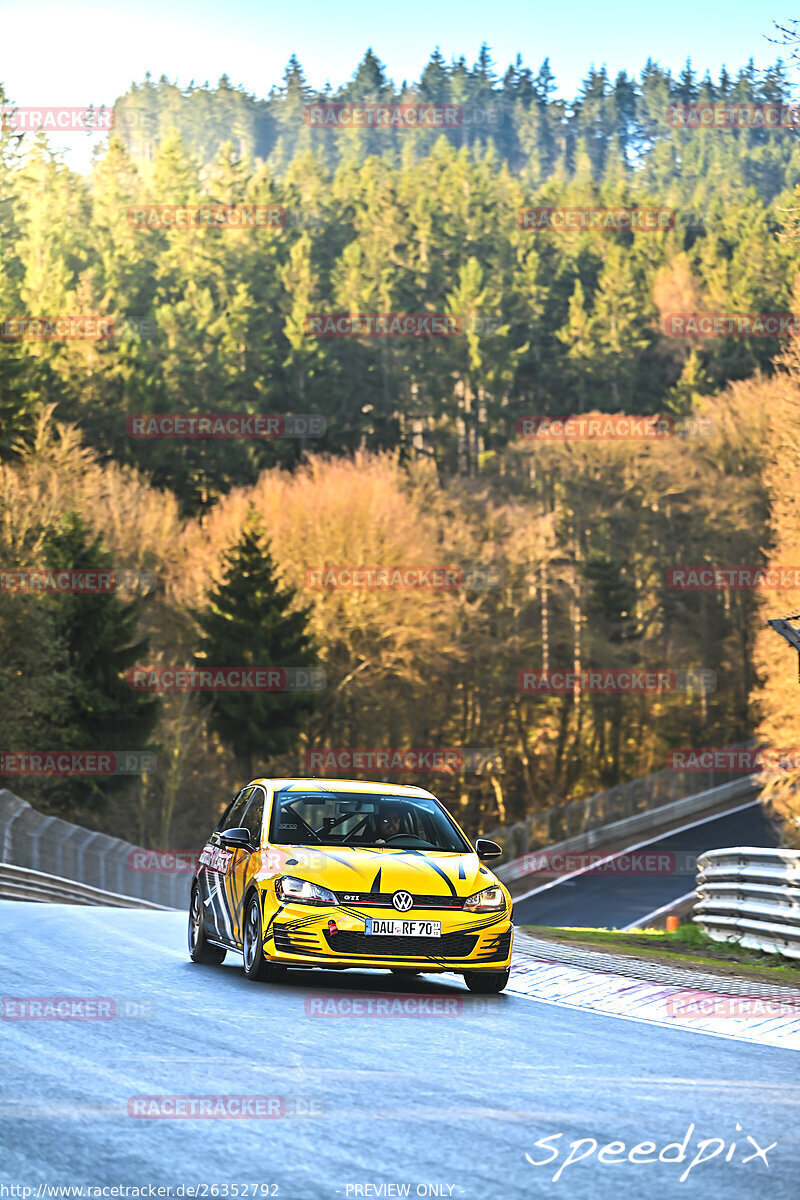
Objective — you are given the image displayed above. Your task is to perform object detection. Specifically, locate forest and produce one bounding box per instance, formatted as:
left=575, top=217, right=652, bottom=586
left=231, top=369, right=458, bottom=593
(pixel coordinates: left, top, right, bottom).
left=1, top=47, right=799, bottom=848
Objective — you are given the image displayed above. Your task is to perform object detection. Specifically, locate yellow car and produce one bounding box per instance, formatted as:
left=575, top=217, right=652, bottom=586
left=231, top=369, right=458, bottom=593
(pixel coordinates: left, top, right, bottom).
left=188, top=778, right=513, bottom=993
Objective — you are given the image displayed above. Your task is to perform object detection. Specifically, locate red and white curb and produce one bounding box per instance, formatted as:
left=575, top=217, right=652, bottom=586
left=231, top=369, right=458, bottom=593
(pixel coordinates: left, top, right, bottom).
left=508, top=955, right=800, bottom=1050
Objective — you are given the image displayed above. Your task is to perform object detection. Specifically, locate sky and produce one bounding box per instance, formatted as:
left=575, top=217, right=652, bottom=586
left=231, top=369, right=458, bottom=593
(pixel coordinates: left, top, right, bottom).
left=0, top=0, right=796, bottom=170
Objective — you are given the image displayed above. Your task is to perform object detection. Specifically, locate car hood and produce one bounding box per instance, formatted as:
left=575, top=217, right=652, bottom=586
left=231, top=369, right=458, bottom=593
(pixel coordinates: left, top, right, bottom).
left=268, top=844, right=497, bottom=899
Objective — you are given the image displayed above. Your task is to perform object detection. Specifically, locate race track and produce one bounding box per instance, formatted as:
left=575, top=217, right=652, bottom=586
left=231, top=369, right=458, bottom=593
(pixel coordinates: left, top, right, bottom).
left=513, top=800, right=777, bottom=928
left=0, top=902, right=797, bottom=1199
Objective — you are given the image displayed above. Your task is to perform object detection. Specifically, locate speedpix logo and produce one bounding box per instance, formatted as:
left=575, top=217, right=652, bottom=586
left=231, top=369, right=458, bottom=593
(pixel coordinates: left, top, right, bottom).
left=525, top=1122, right=776, bottom=1184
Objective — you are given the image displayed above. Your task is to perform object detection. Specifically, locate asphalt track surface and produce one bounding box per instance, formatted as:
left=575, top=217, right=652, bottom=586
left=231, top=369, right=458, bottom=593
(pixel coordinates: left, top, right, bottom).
left=513, top=801, right=778, bottom=929
left=0, top=902, right=798, bottom=1199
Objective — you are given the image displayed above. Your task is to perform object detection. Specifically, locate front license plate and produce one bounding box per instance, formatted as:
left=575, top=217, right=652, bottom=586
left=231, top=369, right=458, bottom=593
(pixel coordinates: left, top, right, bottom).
left=365, top=918, right=441, bottom=937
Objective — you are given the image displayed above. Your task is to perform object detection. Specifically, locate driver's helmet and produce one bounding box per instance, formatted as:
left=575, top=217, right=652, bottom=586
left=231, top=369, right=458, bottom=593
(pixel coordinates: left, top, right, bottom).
left=376, top=803, right=405, bottom=837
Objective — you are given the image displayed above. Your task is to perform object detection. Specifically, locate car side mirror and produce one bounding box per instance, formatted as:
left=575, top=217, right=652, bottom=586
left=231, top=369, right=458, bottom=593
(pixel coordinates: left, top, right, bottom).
left=475, top=838, right=502, bottom=861
left=219, top=826, right=254, bottom=850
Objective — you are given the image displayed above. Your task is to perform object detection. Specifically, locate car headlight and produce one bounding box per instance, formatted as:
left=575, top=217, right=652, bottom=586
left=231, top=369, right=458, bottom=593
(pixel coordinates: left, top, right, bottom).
left=463, top=885, right=506, bottom=912
left=275, top=875, right=339, bottom=906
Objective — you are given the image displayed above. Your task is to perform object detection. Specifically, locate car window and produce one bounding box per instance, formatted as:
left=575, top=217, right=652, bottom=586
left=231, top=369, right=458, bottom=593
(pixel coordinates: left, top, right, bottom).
left=220, top=786, right=255, bottom=833
left=241, top=787, right=265, bottom=843
left=269, top=790, right=470, bottom=851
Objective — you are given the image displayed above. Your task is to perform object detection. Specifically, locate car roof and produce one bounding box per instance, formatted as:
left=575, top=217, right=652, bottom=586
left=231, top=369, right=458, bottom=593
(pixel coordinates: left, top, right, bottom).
left=249, top=778, right=437, bottom=799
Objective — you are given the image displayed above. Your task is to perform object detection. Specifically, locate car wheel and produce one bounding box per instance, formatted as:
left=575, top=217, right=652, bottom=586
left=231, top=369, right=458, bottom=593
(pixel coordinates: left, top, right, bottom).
left=463, top=969, right=510, bottom=994
left=243, top=892, right=286, bottom=983
left=188, top=884, right=226, bottom=965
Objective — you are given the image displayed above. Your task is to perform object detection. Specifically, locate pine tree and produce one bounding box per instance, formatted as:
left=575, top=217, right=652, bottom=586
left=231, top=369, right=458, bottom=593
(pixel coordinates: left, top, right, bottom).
left=193, top=512, right=318, bottom=777
left=40, top=511, right=159, bottom=817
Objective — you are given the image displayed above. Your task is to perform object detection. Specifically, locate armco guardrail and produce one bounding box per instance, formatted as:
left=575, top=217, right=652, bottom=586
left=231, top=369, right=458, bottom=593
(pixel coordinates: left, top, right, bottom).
left=0, top=863, right=172, bottom=909
left=695, top=846, right=800, bottom=960
left=485, top=743, right=755, bottom=865
left=0, top=789, right=190, bottom=909
left=498, top=774, right=760, bottom=886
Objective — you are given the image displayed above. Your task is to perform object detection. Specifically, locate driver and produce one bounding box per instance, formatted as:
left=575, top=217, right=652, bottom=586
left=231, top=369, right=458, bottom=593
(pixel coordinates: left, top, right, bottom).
left=376, top=804, right=404, bottom=843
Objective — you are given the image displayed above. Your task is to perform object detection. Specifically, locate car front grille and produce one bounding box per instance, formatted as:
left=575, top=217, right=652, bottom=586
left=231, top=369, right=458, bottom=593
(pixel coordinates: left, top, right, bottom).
left=323, top=930, right=478, bottom=958
left=334, top=891, right=465, bottom=909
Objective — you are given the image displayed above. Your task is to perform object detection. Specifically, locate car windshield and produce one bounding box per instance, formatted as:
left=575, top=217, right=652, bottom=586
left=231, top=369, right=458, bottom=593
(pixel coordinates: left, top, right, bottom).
left=269, top=789, right=471, bottom=852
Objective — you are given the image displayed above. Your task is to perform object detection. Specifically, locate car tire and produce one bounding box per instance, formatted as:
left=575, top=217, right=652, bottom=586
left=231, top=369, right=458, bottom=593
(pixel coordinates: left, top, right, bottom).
left=243, top=892, right=286, bottom=983
left=188, top=884, right=226, bottom=965
left=463, top=969, right=510, bottom=994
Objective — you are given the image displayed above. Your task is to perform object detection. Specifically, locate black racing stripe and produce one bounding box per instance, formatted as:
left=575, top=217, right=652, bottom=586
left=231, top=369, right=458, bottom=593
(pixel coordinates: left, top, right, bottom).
left=222, top=873, right=237, bottom=935
left=462, top=915, right=507, bottom=932
left=407, top=850, right=458, bottom=896
left=263, top=908, right=279, bottom=945
left=371, top=868, right=382, bottom=893
left=207, top=878, right=226, bottom=936
left=283, top=913, right=323, bottom=929
left=311, top=849, right=366, bottom=876
left=230, top=852, right=245, bottom=921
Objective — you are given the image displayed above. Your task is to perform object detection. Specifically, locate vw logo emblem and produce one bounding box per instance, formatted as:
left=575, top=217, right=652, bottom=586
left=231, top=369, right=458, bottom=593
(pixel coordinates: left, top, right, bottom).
left=392, top=891, right=413, bottom=912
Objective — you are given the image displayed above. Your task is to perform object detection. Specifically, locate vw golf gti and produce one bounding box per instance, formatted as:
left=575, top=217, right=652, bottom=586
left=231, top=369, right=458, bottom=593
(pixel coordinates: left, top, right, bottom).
left=188, top=778, right=513, bottom=992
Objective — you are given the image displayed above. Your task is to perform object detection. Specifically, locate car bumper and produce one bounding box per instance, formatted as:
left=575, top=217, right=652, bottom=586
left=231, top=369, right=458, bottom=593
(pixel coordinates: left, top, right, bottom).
left=263, top=900, right=513, bottom=972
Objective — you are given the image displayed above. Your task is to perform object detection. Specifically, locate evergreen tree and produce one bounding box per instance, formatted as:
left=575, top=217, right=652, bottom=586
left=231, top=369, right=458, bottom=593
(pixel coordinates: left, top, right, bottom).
left=40, top=511, right=159, bottom=816
left=193, top=512, right=318, bottom=777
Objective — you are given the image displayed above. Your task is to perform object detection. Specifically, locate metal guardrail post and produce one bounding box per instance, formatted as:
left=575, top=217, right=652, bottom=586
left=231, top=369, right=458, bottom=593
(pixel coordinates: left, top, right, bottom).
left=0, top=790, right=31, bottom=863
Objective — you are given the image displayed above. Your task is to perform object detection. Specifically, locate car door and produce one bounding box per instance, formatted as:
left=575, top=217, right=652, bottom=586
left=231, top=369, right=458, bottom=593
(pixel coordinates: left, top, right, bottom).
left=200, top=786, right=254, bottom=941
left=227, top=785, right=266, bottom=944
